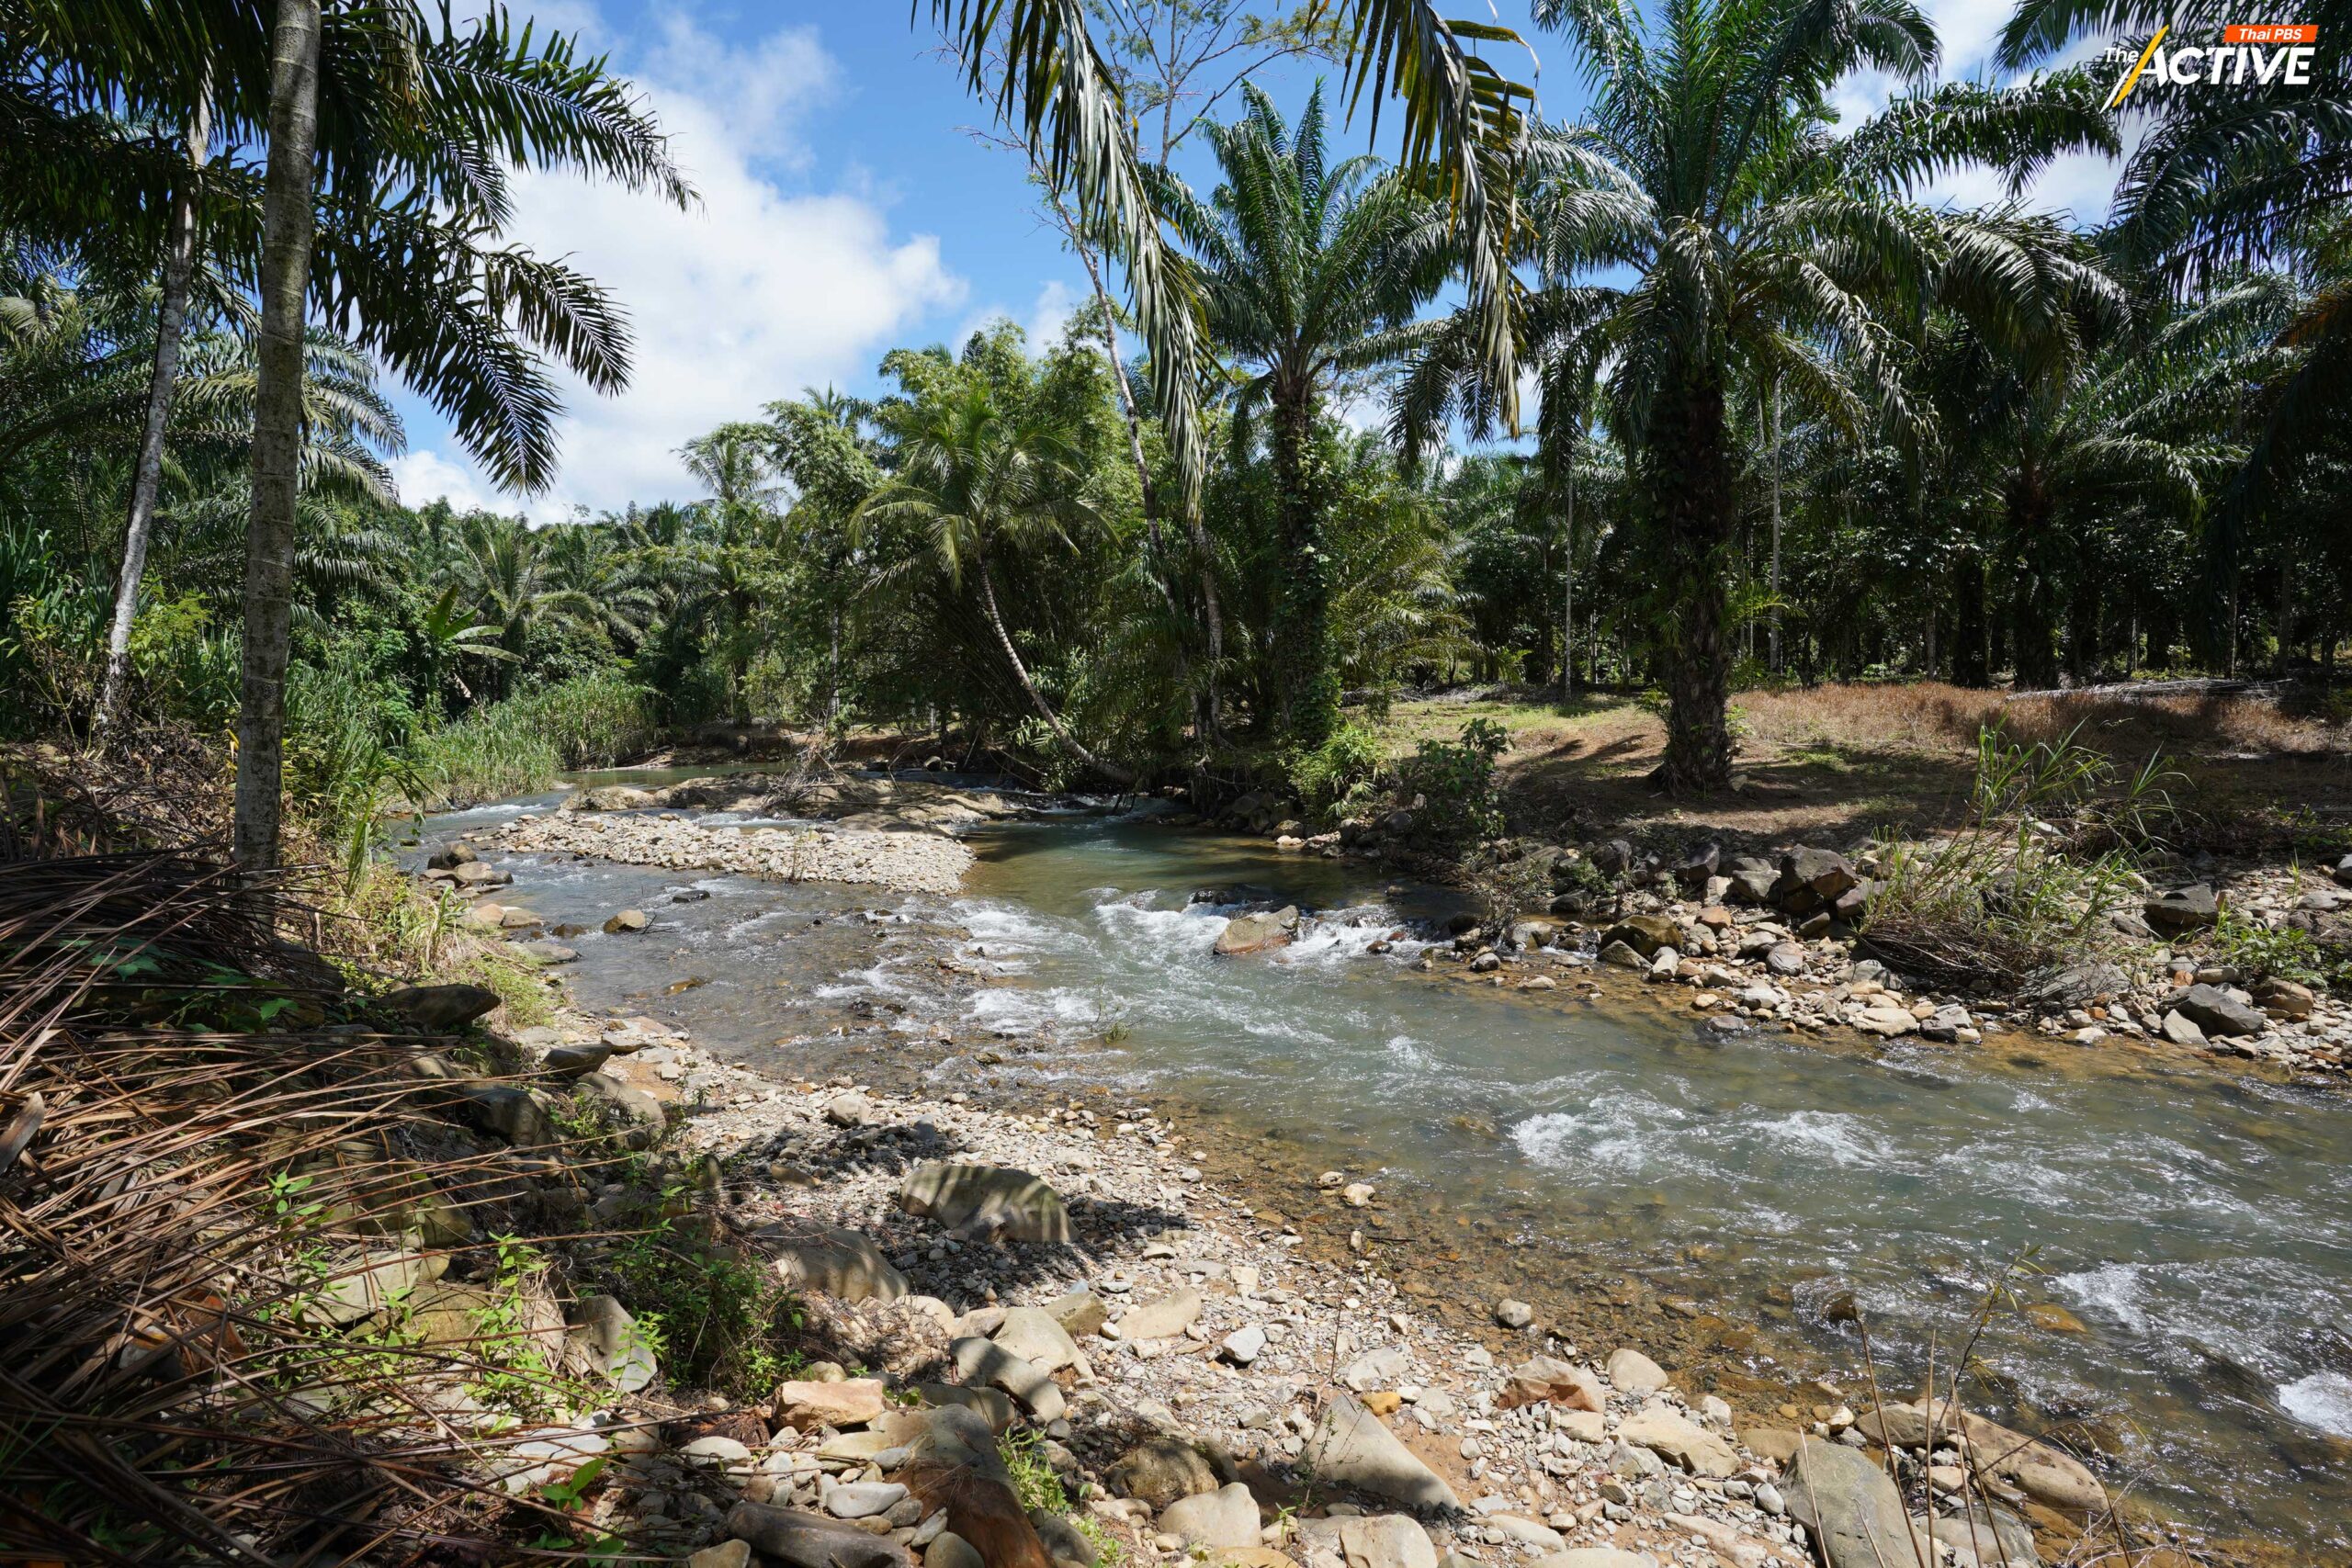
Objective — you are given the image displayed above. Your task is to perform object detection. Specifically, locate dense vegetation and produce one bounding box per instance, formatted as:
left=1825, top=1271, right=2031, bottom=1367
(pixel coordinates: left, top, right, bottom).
left=3, top=0, right=2348, bottom=839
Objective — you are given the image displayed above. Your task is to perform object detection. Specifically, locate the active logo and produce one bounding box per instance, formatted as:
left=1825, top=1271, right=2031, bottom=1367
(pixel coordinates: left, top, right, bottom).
left=2102, top=21, right=2320, bottom=107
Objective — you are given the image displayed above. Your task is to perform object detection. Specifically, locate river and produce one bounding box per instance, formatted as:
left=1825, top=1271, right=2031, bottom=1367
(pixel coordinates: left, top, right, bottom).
left=421, top=795, right=2352, bottom=1559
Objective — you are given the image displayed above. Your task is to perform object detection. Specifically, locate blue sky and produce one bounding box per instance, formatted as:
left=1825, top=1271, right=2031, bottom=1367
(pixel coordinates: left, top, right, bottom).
left=391, top=1, right=2123, bottom=522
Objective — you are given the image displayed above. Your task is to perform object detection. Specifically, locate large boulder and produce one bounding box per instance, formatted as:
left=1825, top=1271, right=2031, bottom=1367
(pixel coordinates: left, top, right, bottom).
left=2170, top=983, right=2266, bottom=1039
left=567, top=1292, right=658, bottom=1392
left=1785, top=1439, right=1919, bottom=1568
left=1160, top=1483, right=1260, bottom=1550
left=1215, top=907, right=1300, bottom=956
left=2143, top=885, right=2220, bottom=934
left=1337, top=1515, right=1437, bottom=1568
left=775, top=1378, right=888, bottom=1430
left=2026, top=961, right=2131, bottom=1011
left=898, top=1162, right=1071, bottom=1243
left=1724, top=855, right=1779, bottom=905
left=1772, top=847, right=1859, bottom=913
left=1306, top=1396, right=1462, bottom=1512
left=1615, top=1407, right=1737, bottom=1478
left=990, top=1305, right=1080, bottom=1371
left=1853, top=1402, right=2107, bottom=1519
left=1599, top=916, right=1680, bottom=959
left=769, top=1226, right=910, bottom=1303
left=381, top=984, right=501, bottom=1032
left=1118, top=1289, right=1204, bottom=1340
left=1605, top=1347, right=1669, bottom=1393
left=1108, top=1436, right=1223, bottom=1509
left=949, top=1336, right=1066, bottom=1422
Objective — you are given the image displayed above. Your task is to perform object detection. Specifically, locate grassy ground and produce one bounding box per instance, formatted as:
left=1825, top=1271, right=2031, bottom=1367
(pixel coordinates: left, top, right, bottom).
left=1368, top=682, right=2352, bottom=851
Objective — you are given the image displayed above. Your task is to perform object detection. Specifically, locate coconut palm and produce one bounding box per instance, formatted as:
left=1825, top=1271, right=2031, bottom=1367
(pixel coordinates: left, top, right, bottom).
left=1148, top=83, right=1453, bottom=744
left=854, top=380, right=1129, bottom=780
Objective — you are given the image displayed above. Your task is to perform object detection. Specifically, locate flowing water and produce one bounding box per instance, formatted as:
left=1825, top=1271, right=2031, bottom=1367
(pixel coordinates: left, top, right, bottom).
left=426, top=797, right=2352, bottom=1558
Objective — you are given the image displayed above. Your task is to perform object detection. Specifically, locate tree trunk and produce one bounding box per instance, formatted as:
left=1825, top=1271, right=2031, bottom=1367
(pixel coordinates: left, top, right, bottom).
left=1768, top=378, right=1782, bottom=674
left=1649, top=361, right=1736, bottom=792
left=232, top=0, right=322, bottom=874
left=975, top=558, right=1132, bottom=784
left=1269, top=385, right=1337, bottom=748
left=96, top=96, right=213, bottom=740
left=1560, top=464, right=1577, bottom=698
left=1952, top=552, right=1989, bottom=687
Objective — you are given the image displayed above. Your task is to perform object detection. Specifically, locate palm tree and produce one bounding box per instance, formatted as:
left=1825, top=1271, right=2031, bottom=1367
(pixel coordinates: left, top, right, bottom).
left=1148, top=83, right=1453, bottom=744
left=1399, top=0, right=2111, bottom=787
left=445, top=513, right=605, bottom=691
left=855, top=380, right=1131, bottom=781
left=923, top=0, right=1541, bottom=522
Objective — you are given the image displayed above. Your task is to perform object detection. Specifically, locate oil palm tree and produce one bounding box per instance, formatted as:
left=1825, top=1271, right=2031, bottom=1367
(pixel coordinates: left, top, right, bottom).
left=1148, top=83, right=1453, bottom=744
left=854, top=380, right=1130, bottom=781
left=445, top=513, right=603, bottom=694
left=924, top=0, right=1541, bottom=521
left=1397, top=0, right=2111, bottom=787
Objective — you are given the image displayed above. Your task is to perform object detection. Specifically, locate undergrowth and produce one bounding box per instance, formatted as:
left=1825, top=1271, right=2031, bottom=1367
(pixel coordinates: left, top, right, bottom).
left=605, top=1196, right=804, bottom=1399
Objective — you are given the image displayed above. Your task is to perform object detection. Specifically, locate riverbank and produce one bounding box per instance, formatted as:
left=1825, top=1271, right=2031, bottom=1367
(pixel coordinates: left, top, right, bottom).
left=484, top=807, right=978, bottom=896
left=513, top=986, right=2156, bottom=1568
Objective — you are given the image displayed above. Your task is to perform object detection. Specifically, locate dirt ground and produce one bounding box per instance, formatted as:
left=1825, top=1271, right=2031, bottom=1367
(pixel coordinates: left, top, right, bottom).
left=1374, top=682, right=2352, bottom=852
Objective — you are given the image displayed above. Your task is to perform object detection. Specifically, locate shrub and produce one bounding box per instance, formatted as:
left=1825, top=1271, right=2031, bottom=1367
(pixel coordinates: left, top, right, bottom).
left=1397, top=716, right=1510, bottom=845
left=1289, top=722, right=1385, bottom=821
left=1862, top=723, right=2178, bottom=991
left=417, top=671, right=656, bottom=807
left=606, top=1201, right=801, bottom=1397
left=2216, top=908, right=2352, bottom=997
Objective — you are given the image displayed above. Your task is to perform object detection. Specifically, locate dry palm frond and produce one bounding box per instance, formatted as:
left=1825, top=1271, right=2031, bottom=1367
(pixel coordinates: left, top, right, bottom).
left=0, top=848, right=631, bottom=1563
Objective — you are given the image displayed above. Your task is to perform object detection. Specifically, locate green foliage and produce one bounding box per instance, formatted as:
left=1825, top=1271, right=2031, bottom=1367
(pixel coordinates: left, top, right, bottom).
left=606, top=1199, right=803, bottom=1398
left=414, top=671, right=655, bottom=807
left=1288, top=721, right=1385, bottom=821
left=2216, top=908, right=2352, bottom=998
left=1396, top=717, right=1510, bottom=845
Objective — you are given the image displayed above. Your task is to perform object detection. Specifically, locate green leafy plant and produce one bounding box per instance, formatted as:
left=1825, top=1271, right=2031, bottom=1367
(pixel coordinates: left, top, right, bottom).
left=1288, top=721, right=1386, bottom=822
left=1396, top=716, right=1510, bottom=846
left=2216, top=908, right=2352, bottom=997
left=606, top=1200, right=803, bottom=1396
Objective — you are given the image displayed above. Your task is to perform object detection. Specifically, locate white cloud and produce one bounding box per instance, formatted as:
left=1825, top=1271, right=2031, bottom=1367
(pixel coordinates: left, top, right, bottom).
left=391, top=449, right=503, bottom=515
left=398, top=13, right=965, bottom=521
left=1026, top=280, right=1079, bottom=347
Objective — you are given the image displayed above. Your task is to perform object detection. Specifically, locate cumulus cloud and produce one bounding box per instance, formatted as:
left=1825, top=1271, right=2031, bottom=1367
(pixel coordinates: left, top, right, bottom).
left=390, top=450, right=503, bottom=516
left=392, top=13, right=965, bottom=521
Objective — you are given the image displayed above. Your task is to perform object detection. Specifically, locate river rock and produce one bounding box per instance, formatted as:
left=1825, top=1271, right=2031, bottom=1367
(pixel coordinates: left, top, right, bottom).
left=1616, top=1407, right=1738, bottom=1477
left=1108, top=1436, right=1222, bottom=1508
left=1536, top=1551, right=1658, bottom=1568
left=1030, top=1507, right=1098, bottom=1568
left=516, top=939, right=580, bottom=964
left=1670, top=842, right=1720, bottom=890
left=724, top=1502, right=913, bottom=1568
left=578, top=1072, right=663, bottom=1145
left=567, top=1292, right=658, bottom=1392
left=1498, top=1356, right=1603, bottom=1413
left=459, top=1085, right=556, bottom=1146
left=1764, top=942, right=1806, bottom=977
left=1849, top=1003, right=1916, bottom=1037
left=1338, top=1515, right=1436, bottom=1568
left=950, top=1336, right=1067, bottom=1421
left=603, top=908, right=650, bottom=934
left=1605, top=1348, right=1669, bottom=1393
left=447, top=859, right=510, bottom=887
left=825, top=1091, right=875, bottom=1127
left=1343, top=1345, right=1411, bottom=1393
left=898, top=1163, right=1071, bottom=1243
left=1046, top=1288, right=1108, bottom=1337
left=1306, top=1396, right=1462, bottom=1511
left=692, top=1543, right=753, bottom=1568
left=926, top=1532, right=984, bottom=1568
left=543, top=1041, right=613, bottom=1077
left=1117, top=1289, right=1203, bottom=1340
left=1160, top=1483, right=1259, bottom=1549
left=1600, top=916, right=1680, bottom=958
left=381, top=984, right=501, bottom=1032
left=2143, top=885, right=2219, bottom=933
left=426, top=842, right=478, bottom=870
left=2172, top=983, right=2265, bottom=1038
left=1853, top=1401, right=2105, bottom=1517
left=1786, top=1438, right=1917, bottom=1568
left=1773, top=848, right=1858, bottom=911
left=2159, top=1009, right=2209, bottom=1046
left=770, top=1226, right=910, bottom=1303
left=2252, top=976, right=2315, bottom=1020
left=1724, top=856, right=1779, bottom=905
left=776, top=1378, right=888, bottom=1430
left=992, top=1306, right=1080, bottom=1371
left=1219, top=1325, right=1267, bottom=1364
left=1216, top=907, right=1299, bottom=956
left=1931, top=1501, right=2041, bottom=1567
left=1494, top=1298, right=1533, bottom=1329
left=2027, top=961, right=2130, bottom=1010
left=824, top=1481, right=909, bottom=1519
left=1599, top=941, right=1645, bottom=970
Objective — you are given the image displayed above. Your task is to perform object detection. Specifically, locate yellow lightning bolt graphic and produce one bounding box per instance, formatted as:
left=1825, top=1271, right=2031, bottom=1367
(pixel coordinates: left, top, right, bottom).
left=2108, top=24, right=2171, bottom=109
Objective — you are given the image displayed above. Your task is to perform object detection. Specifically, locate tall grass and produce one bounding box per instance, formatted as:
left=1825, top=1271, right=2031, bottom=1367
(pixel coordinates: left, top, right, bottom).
left=415, top=672, right=658, bottom=808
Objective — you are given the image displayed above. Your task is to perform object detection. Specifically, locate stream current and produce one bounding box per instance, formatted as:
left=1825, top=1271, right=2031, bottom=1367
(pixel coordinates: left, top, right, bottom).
left=424, top=794, right=2352, bottom=1557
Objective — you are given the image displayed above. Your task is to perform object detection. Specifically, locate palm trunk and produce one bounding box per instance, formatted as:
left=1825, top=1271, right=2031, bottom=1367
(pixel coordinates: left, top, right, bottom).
left=96, top=96, right=213, bottom=741
left=1651, top=361, right=1736, bottom=793
left=975, top=559, right=1132, bottom=784
left=1768, top=378, right=1782, bottom=674
left=232, top=0, right=322, bottom=874
left=1952, top=550, right=1989, bottom=687
left=1270, top=385, right=1337, bottom=748
left=1560, top=464, right=1576, bottom=698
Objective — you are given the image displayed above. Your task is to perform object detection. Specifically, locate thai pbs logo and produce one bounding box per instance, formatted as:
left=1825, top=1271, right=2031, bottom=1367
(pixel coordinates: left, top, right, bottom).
left=2102, top=22, right=2320, bottom=107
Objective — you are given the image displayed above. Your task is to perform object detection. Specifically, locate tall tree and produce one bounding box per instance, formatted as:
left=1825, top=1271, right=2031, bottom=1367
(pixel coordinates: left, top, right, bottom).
left=231, top=0, right=322, bottom=873
left=1149, top=83, right=1451, bottom=744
